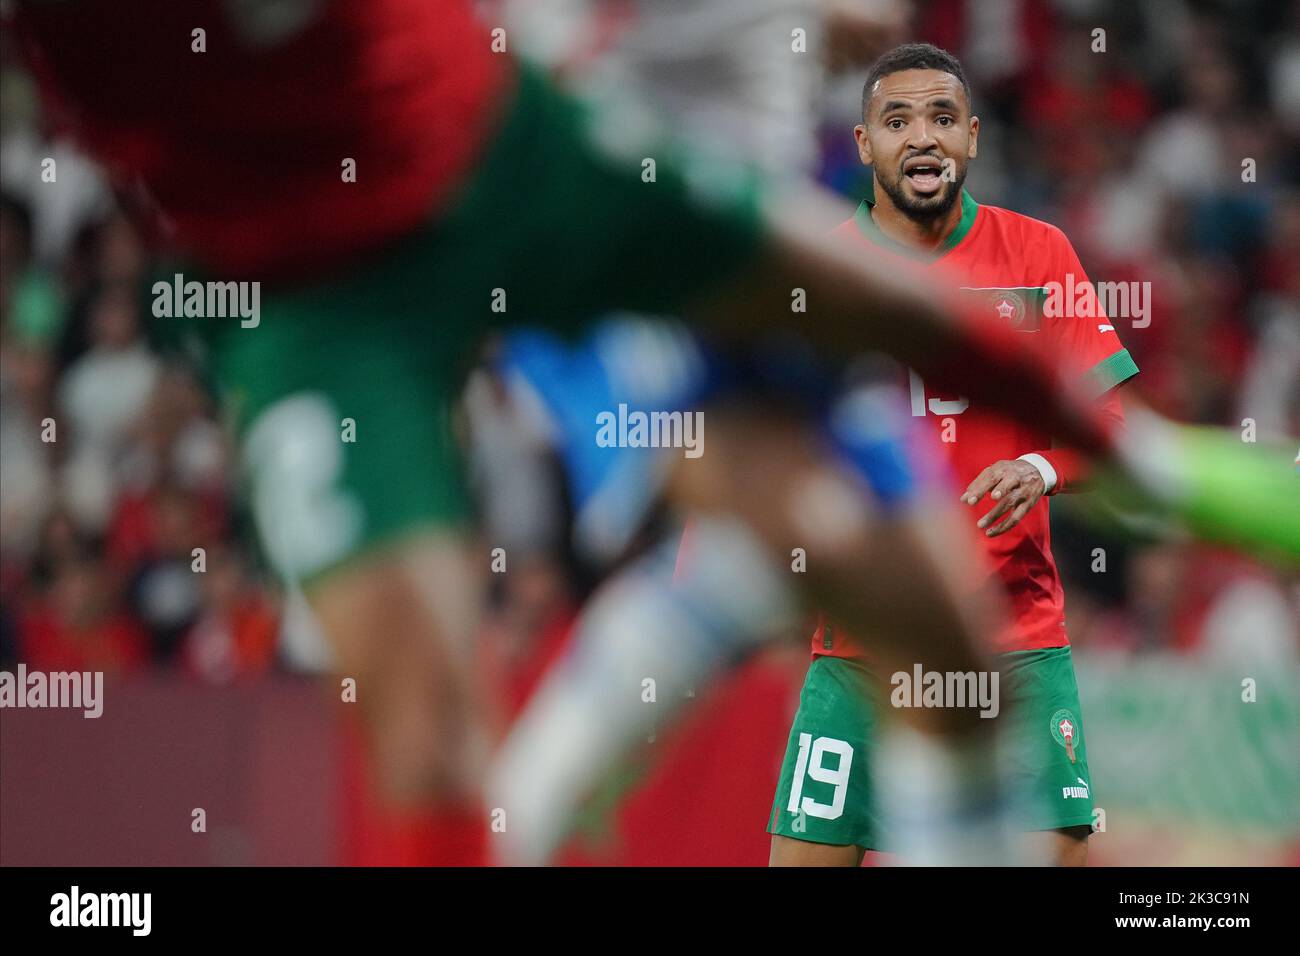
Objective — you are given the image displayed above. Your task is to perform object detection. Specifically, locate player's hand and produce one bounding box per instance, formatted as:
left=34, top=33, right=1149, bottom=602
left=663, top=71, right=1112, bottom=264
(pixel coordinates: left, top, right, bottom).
left=961, top=460, right=1047, bottom=537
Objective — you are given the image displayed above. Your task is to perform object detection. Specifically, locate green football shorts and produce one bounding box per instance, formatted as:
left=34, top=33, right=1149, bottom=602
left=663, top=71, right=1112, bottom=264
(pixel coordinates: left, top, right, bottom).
left=185, top=62, right=765, bottom=584
left=768, top=646, right=1096, bottom=850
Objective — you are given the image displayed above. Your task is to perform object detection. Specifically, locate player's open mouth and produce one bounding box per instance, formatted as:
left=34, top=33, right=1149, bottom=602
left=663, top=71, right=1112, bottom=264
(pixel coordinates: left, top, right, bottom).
left=903, top=157, right=944, bottom=194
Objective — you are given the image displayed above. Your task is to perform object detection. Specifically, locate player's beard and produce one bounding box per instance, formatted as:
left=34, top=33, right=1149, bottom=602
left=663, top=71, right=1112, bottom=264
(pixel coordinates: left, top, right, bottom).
left=877, top=157, right=966, bottom=225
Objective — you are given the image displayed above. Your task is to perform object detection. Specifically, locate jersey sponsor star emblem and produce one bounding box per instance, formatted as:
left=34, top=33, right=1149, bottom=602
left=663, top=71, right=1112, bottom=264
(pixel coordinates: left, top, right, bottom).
left=1050, top=708, right=1078, bottom=763
left=965, top=288, right=1039, bottom=330
left=991, top=290, right=1026, bottom=328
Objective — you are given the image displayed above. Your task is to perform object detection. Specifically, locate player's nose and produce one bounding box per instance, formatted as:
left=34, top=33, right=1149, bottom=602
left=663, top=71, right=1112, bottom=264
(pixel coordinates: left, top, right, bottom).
left=907, top=123, right=940, bottom=150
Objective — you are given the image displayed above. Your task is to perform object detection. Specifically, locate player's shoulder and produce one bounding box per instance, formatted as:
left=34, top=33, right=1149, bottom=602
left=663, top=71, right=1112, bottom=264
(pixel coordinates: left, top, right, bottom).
left=974, top=201, right=1074, bottom=252
left=832, top=216, right=862, bottom=240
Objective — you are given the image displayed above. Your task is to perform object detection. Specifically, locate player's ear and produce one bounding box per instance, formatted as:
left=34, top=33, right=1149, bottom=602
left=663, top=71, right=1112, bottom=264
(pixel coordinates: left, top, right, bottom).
left=967, top=115, right=979, bottom=160
left=854, top=124, right=873, bottom=166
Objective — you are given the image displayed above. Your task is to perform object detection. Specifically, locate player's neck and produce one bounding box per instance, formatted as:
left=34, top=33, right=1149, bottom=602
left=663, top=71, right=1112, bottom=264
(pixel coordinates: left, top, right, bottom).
left=869, top=179, right=965, bottom=255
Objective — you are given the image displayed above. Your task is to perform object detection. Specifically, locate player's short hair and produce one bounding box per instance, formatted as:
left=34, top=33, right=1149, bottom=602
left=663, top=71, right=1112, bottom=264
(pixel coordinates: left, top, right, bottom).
left=861, top=43, right=972, bottom=120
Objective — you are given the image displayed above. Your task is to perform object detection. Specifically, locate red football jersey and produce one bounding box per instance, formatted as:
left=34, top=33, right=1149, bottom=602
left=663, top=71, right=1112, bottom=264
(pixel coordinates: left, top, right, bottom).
left=815, top=188, right=1137, bottom=657
left=10, top=0, right=508, bottom=280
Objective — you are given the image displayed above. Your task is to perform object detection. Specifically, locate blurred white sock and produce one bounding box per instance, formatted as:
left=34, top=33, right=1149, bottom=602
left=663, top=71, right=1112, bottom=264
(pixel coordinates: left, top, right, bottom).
left=875, top=723, right=1035, bottom=866
left=486, top=516, right=796, bottom=865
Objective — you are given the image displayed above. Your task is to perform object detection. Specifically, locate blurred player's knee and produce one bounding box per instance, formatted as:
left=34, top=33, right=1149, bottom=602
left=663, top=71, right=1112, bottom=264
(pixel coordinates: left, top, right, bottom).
left=665, top=409, right=879, bottom=562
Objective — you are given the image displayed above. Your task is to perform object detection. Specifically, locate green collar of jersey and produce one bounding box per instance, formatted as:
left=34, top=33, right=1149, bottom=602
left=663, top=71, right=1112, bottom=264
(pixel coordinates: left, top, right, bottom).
left=853, top=178, right=978, bottom=261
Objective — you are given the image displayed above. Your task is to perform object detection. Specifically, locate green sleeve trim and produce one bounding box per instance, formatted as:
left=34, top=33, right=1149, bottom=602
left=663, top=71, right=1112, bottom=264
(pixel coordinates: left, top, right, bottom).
left=1085, top=347, right=1139, bottom=397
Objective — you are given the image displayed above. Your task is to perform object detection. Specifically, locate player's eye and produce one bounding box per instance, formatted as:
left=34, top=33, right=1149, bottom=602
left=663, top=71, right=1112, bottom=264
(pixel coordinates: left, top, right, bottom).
left=937, top=116, right=954, bottom=127
left=887, top=118, right=906, bottom=130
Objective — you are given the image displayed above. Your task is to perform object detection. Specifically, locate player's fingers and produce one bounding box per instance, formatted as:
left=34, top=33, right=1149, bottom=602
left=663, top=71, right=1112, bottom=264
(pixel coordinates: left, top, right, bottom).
left=986, top=499, right=1033, bottom=537
left=987, top=471, right=1021, bottom=502
left=977, top=489, right=1021, bottom=529
left=961, top=467, right=1000, bottom=505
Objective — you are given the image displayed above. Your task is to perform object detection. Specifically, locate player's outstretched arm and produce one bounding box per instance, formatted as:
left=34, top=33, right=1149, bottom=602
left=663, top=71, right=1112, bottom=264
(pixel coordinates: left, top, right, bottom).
left=684, top=189, right=1112, bottom=459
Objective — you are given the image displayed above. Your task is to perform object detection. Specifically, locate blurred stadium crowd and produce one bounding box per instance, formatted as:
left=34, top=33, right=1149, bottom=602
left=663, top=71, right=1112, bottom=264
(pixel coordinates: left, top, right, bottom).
left=1, top=0, right=1297, bottom=693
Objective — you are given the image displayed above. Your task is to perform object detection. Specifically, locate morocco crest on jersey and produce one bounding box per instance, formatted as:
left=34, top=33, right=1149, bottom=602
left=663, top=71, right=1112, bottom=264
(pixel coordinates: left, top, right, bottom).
left=1051, top=708, right=1078, bottom=763
left=967, top=287, right=1042, bottom=332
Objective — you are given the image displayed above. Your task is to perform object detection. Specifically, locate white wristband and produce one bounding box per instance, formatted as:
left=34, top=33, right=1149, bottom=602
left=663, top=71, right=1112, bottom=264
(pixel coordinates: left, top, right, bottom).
left=1017, top=453, right=1058, bottom=494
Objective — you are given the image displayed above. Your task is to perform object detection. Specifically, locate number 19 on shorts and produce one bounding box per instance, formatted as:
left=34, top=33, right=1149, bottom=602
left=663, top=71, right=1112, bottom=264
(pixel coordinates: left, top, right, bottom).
left=786, top=733, right=854, bottom=820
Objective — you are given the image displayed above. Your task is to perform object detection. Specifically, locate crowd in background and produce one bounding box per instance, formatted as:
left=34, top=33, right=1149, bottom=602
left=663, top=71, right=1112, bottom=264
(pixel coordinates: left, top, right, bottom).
left=1, top=0, right=1296, bottom=686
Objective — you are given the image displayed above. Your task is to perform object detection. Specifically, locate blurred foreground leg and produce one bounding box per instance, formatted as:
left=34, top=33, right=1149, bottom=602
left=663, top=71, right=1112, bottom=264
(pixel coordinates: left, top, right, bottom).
left=306, top=533, right=489, bottom=807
